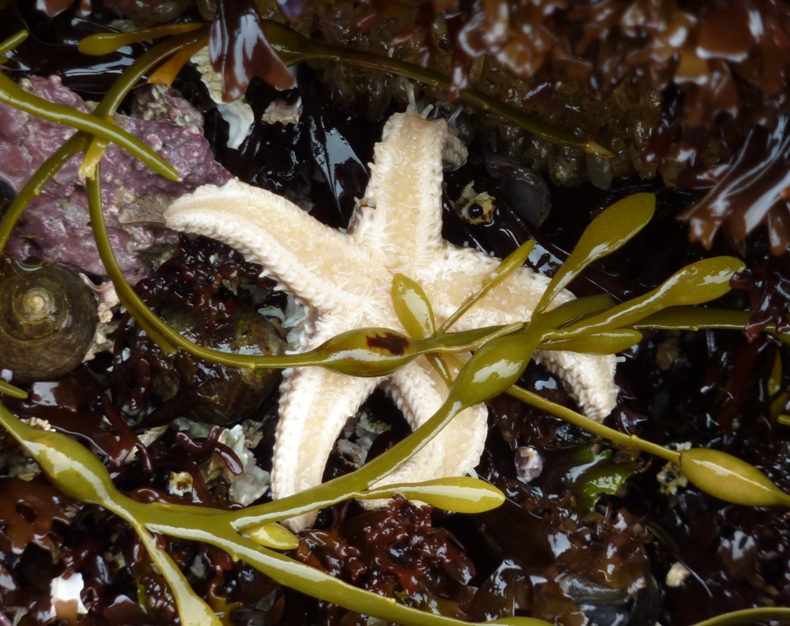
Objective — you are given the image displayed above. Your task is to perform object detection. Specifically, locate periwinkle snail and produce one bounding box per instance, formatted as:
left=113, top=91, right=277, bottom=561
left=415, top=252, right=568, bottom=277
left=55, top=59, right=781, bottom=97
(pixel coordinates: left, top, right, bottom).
left=0, top=262, right=98, bottom=383
left=149, top=307, right=287, bottom=425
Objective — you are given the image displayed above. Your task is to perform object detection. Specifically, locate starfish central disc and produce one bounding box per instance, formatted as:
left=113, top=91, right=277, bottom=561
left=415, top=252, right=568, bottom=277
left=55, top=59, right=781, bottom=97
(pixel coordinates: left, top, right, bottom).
left=165, top=108, right=618, bottom=530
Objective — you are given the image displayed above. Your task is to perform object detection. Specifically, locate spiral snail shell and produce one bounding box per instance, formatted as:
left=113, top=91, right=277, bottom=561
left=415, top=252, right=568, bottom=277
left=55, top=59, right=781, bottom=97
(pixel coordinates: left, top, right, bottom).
left=0, top=262, right=98, bottom=383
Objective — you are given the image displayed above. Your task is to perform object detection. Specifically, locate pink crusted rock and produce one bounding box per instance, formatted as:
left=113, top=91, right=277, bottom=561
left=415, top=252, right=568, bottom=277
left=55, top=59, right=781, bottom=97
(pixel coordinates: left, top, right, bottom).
left=0, top=76, right=231, bottom=283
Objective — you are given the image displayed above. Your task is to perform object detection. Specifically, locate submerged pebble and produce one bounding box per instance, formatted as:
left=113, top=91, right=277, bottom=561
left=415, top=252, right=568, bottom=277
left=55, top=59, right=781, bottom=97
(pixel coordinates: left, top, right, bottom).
left=486, top=153, right=552, bottom=227
left=515, top=445, right=544, bottom=483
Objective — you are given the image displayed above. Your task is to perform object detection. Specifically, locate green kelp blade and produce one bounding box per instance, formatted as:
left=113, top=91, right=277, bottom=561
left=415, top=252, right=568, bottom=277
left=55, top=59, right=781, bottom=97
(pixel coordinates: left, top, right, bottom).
left=358, top=477, right=505, bottom=513
left=313, top=323, right=522, bottom=377
left=0, top=135, right=87, bottom=255
left=297, top=327, right=418, bottom=376
left=0, top=396, right=546, bottom=626
left=0, top=30, right=27, bottom=56
left=0, top=380, right=27, bottom=399
left=556, top=257, right=746, bottom=340
left=80, top=27, right=210, bottom=179
left=230, top=323, right=547, bottom=530
left=152, top=516, right=552, bottom=626
left=78, top=23, right=204, bottom=55
left=678, top=448, right=790, bottom=507
left=315, top=323, right=526, bottom=375
left=511, top=380, right=790, bottom=512
left=392, top=272, right=456, bottom=385
left=244, top=522, right=300, bottom=550
left=440, top=239, right=535, bottom=332
left=260, top=19, right=313, bottom=65
left=392, top=273, right=436, bottom=339
left=0, top=404, right=119, bottom=506
left=506, top=385, right=679, bottom=463
left=397, top=239, right=533, bottom=387
left=535, top=193, right=655, bottom=315
left=0, top=405, right=221, bottom=626
left=634, top=307, right=752, bottom=331
left=635, top=307, right=790, bottom=345
left=0, top=28, right=208, bottom=259
left=135, top=527, right=222, bottom=626
left=541, top=329, right=642, bottom=354
left=89, top=169, right=521, bottom=375
left=537, top=292, right=616, bottom=331
left=690, top=607, right=790, bottom=626
left=449, top=322, right=545, bottom=410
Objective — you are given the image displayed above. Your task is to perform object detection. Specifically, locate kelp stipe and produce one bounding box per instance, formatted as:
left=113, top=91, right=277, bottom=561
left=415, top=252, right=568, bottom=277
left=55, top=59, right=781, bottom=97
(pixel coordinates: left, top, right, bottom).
left=0, top=405, right=546, bottom=626
left=77, top=19, right=611, bottom=156
left=0, top=21, right=788, bottom=626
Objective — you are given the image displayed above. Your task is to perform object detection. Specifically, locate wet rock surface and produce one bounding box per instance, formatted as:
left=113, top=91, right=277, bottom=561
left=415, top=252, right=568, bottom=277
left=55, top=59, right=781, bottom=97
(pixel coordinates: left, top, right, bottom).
left=0, top=77, right=230, bottom=283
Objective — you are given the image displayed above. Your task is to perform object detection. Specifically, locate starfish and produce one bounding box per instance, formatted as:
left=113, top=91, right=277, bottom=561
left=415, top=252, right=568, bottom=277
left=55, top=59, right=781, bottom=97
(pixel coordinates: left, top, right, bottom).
left=165, top=108, right=618, bottom=530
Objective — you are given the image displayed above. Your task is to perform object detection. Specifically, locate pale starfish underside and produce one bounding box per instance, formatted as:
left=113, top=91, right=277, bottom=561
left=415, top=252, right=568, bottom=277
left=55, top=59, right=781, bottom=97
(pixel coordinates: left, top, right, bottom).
left=165, top=109, right=618, bottom=530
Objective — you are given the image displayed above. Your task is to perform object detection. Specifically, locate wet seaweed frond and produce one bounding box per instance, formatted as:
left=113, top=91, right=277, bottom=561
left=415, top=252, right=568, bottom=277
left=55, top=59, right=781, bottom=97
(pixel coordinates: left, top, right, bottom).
left=2, top=6, right=790, bottom=625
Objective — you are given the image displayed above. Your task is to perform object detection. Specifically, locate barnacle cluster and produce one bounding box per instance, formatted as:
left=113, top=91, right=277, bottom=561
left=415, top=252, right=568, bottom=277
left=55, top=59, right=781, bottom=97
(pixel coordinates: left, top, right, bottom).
left=1, top=2, right=790, bottom=625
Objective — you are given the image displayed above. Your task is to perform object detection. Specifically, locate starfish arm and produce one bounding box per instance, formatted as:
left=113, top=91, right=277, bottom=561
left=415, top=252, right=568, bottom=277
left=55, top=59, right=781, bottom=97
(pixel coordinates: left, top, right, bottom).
left=528, top=349, right=618, bottom=421
left=165, top=179, right=372, bottom=310
left=427, top=246, right=619, bottom=421
left=374, top=358, right=488, bottom=490
left=351, top=110, right=467, bottom=269
left=272, top=365, right=379, bottom=531
left=427, top=246, right=551, bottom=322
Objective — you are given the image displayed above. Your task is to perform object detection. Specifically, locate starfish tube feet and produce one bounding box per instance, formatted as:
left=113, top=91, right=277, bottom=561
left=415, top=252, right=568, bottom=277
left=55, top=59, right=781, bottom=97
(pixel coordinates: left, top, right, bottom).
left=272, top=366, right=379, bottom=530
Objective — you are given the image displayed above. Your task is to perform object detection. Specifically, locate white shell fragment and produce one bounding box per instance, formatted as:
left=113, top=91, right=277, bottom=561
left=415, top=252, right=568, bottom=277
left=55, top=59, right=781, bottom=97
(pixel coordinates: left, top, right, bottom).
left=50, top=573, right=88, bottom=620
left=168, top=471, right=194, bottom=497
left=165, top=108, right=620, bottom=531
left=665, top=562, right=692, bottom=587
left=218, top=425, right=271, bottom=507
left=190, top=47, right=254, bottom=150
left=262, top=97, right=302, bottom=126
